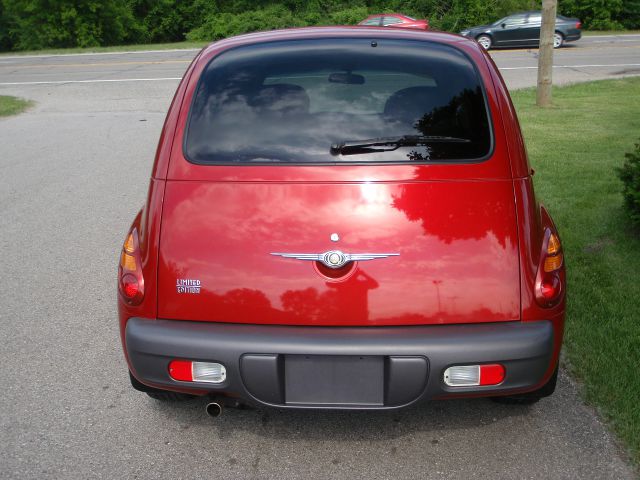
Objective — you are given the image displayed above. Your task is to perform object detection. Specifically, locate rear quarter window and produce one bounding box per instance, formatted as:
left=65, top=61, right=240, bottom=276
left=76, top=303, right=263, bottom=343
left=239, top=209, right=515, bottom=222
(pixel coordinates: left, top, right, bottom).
left=185, top=38, right=492, bottom=165
left=360, top=17, right=382, bottom=25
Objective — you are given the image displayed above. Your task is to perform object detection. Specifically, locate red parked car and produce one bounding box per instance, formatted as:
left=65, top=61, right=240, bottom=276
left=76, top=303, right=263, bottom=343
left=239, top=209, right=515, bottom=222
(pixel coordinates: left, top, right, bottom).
left=358, top=13, right=429, bottom=30
left=118, top=26, right=565, bottom=416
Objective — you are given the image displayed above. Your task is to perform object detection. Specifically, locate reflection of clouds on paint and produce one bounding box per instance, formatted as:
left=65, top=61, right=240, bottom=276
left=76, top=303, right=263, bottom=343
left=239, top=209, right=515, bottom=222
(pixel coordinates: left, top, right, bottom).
left=164, top=182, right=408, bottom=249
left=368, top=232, right=519, bottom=318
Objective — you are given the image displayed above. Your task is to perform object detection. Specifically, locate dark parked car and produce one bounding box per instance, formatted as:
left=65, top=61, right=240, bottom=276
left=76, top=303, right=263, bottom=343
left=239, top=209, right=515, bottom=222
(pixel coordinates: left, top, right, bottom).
left=358, top=13, right=429, bottom=30
left=460, top=12, right=582, bottom=50
left=119, top=26, right=565, bottom=415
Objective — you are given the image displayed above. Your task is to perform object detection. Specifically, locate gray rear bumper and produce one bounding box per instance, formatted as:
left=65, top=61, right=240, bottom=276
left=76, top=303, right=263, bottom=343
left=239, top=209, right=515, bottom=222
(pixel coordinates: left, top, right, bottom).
left=126, top=318, right=554, bottom=409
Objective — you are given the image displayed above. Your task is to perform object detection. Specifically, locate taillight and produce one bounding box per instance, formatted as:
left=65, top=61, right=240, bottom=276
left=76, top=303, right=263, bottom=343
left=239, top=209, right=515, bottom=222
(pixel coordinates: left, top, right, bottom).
left=168, top=360, right=227, bottom=383
left=118, top=228, right=144, bottom=305
left=535, top=229, right=564, bottom=307
left=444, top=364, right=505, bottom=387
left=576, top=21, right=582, bottom=29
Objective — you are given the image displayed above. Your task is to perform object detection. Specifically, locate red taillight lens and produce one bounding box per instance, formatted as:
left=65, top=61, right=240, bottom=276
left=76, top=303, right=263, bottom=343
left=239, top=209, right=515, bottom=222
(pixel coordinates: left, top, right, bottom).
left=168, top=360, right=193, bottom=381
left=576, top=21, right=582, bottom=29
left=535, top=229, right=564, bottom=307
left=121, top=274, right=140, bottom=299
left=118, top=228, right=144, bottom=305
left=540, top=276, right=561, bottom=300
left=479, top=364, right=505, bottom=386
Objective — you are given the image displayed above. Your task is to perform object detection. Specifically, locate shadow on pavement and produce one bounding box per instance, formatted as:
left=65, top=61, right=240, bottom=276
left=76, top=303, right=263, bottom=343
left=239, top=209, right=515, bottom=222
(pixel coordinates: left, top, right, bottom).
left=147, top=395, right=533, bottom=442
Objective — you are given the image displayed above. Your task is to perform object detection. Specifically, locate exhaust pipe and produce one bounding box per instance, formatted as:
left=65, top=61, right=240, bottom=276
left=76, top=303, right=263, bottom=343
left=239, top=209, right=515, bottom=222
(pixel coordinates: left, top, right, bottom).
left=206, top=400, right=223, bottom=418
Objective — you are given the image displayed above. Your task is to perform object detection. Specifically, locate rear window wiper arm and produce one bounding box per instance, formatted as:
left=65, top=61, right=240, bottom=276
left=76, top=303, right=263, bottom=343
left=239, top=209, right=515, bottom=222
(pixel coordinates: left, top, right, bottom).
left=330, top=135, right=470, bottom=156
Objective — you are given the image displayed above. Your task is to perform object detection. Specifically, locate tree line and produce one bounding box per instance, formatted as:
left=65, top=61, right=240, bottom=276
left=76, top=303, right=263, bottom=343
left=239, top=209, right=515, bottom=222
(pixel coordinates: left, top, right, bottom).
left=1, top=0, right=638, bottom=52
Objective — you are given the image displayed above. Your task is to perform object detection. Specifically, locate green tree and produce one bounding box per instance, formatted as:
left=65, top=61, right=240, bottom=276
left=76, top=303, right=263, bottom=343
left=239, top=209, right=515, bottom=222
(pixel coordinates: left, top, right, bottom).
left=561, top=0, right=624, bottom=29
left=617, top=0, right=640, bottom=29
left=3, top=0, right=141, bottom=50
left=187, top=4, right=304, bottom=41
left=617, top=140, right=640, bottom=227
left=0, top=1, right=12, bottom=50
left=1, top=0, right=639, bottom=52
left=129, top=0, right=217, bottom=43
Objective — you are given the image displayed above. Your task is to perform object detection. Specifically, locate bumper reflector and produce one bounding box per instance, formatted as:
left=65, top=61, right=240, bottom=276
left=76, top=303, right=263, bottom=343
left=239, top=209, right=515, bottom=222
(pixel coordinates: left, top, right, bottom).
left=168, top=360, right=227, bottom=384
left=168, top=360, right=192, bottom=381
left=444, top=365, right=480, bottom=386
left=444, top=364, right=505, bottom=387
left=193, top=362, right=226, bottom=383
left=479, top=364, right=506, bottom=385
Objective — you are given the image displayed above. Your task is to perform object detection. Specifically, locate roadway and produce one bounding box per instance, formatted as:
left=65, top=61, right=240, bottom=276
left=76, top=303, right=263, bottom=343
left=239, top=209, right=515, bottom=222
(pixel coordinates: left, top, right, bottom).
left=491, top=34, right=640, bottom=88
left=0, top=34, right=638, bottom=88
left=0, top=34, right=638, bottom=479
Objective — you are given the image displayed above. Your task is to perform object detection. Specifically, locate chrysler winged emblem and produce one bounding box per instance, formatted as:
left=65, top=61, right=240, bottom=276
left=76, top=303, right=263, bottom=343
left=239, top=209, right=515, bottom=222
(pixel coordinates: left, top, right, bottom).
left=270, top=250, right=399, bottom=269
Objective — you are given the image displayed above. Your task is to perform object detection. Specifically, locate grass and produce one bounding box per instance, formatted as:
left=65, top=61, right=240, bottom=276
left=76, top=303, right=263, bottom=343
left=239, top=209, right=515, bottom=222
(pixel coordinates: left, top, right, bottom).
left=0, top=40, right=208, bottom=57
left=511, top=77, right=640, bottom=465
left=0, top=95, right=33, bottom=116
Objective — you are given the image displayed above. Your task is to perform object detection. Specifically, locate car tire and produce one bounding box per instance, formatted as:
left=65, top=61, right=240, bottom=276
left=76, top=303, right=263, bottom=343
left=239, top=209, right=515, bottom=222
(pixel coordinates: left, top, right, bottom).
left=129, top=371, right=196, bottom=401
left=490, top=364, right=559, bottom=405
left=476, top=34, right=492, bottom=50
left=553, top=32, right=564, bottom=48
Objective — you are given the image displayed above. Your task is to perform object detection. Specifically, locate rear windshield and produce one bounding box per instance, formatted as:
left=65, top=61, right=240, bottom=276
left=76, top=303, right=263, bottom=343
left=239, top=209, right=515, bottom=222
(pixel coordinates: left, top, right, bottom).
left=185, top=38, right=492, bottom=164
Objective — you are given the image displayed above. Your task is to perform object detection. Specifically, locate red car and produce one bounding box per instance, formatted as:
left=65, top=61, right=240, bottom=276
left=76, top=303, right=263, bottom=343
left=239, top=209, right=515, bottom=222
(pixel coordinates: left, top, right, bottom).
left=119, top=26, right=565, bottom=416
left=358, top=13, right=429, bottom=30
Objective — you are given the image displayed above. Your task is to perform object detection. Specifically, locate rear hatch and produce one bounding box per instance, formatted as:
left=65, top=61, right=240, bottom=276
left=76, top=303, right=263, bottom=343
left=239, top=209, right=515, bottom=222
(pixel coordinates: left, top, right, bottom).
left=157, top=178, right=520, bottom=326
left=156, top=35, right=520, bottom=326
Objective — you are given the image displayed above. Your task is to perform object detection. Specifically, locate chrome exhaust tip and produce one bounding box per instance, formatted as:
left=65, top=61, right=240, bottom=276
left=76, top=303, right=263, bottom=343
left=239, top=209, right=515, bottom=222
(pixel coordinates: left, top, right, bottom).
left=205, top=401, right=223, bottom=418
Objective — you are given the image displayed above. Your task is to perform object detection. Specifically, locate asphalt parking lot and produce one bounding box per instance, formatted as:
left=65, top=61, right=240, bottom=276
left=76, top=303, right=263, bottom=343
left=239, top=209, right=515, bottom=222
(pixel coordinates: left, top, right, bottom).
left=1, top=34, right=639, bottom=479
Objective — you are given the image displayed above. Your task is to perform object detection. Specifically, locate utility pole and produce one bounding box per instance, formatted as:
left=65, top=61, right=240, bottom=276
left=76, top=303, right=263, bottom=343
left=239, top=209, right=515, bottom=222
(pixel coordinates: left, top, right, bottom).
left=536, top=0, right=557, bottom=106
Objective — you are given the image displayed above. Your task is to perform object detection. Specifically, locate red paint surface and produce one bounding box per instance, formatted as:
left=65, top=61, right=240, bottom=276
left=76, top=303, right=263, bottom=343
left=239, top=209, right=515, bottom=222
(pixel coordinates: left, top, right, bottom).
left=157, top=180, right=521, bottom=326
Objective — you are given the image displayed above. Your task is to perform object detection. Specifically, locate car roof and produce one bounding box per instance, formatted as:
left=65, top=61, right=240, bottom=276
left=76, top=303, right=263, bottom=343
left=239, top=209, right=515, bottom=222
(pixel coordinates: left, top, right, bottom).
left=199, top=26, right=468, bottom=58
left=364, top=13, right=411, bottom=18
left=510, top=11, right=568, bottom=16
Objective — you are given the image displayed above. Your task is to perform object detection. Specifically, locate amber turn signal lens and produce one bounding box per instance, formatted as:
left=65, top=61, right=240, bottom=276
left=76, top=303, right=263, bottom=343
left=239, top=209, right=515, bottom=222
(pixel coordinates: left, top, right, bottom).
left=120, top=252, right=137, bottom=271
left=124, top=233, right=135, bottom=254
left=536, top=229, right=564, bottom=307
left=544, top=253, right=563, bottom=272
left=118, top=228, right=144, bottom=305
left=547, top=233, right=561, bottom=255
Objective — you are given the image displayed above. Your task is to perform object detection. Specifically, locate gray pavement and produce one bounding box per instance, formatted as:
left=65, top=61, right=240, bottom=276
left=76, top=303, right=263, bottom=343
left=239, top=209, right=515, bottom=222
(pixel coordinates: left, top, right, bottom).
left=0, top=33, right=639, bottom=89
left=490, top=34, right=640, bottom=88
left=1, top=34, right=639, bottom=479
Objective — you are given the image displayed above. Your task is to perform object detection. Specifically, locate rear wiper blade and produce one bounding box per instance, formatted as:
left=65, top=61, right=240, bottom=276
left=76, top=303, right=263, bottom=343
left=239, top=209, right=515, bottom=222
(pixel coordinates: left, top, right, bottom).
left=330, top=135, right=471, bottom=156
